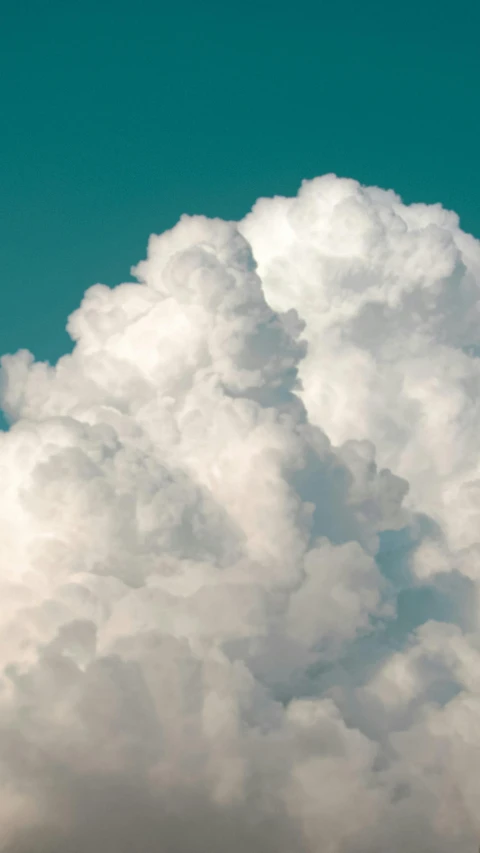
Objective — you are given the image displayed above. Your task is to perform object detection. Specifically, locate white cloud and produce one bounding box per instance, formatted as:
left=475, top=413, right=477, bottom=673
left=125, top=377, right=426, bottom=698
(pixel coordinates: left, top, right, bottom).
left=0, top=176, right=480, bottom=850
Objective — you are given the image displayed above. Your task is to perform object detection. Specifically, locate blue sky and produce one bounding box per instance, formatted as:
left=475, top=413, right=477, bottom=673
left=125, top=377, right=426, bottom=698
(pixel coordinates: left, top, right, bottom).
left=2, top=5, right=480, bottom=845
left=1, top=0, right=479, bottom=364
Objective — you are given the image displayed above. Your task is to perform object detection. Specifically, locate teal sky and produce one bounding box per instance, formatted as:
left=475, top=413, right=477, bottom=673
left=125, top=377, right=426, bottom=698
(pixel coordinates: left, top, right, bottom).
left=1, top=0, right=479, bottom=365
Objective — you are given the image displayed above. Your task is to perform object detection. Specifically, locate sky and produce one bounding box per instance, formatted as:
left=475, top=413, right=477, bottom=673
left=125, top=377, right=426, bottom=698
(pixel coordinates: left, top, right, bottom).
left=1, top=0, right=479, bottom=364
left=3, top=4, right=480, bottom=851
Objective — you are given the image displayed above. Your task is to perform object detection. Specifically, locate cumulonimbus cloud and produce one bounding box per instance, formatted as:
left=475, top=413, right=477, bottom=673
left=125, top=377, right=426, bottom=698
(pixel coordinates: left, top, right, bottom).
left=1, top=175, right=480, bottom=852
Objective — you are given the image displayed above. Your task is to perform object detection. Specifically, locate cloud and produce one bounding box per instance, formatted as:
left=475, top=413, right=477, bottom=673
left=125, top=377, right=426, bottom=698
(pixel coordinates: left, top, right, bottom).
left=0, top=176, right=479, bottom=851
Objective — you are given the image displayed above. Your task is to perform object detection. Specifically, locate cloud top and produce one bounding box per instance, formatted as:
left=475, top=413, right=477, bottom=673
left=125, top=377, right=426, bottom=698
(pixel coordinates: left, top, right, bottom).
left=1, top=175, right=480, bottom=851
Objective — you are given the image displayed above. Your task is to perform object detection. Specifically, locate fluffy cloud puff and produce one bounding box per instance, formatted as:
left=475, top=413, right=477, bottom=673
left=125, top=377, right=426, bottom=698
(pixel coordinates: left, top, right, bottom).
left=0, top=177, right=479, bottom=851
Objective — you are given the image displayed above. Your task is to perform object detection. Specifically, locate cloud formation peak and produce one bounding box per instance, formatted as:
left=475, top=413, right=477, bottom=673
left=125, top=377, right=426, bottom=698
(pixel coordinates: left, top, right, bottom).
left=1, top=175, right=480, bottom=851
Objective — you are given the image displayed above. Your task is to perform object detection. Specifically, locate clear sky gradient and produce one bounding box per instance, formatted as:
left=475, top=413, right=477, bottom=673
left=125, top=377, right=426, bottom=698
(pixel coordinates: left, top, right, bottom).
left=1, top=0, right=479, bottom=364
